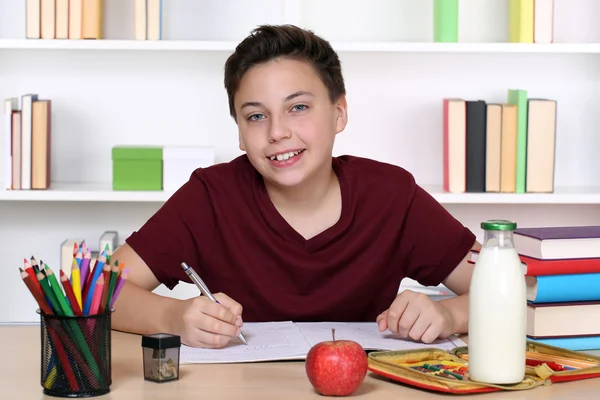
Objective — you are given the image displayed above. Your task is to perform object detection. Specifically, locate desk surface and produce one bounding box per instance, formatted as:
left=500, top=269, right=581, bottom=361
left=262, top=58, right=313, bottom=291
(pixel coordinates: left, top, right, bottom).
left=4, top=326, right=600, bottom=399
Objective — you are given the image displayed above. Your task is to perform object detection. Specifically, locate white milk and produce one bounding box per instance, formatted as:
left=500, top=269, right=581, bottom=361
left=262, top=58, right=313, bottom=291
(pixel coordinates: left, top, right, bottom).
left=468, top=246, right=526, bottom=384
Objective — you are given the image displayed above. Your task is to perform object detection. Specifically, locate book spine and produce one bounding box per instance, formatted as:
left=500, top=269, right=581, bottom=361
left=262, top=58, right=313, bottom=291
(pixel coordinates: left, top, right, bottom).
left=533, top=273, right=600, bottom=303
left=508, top=89, right=528, bottom=193
left=433, top=0, right=459, bottom=42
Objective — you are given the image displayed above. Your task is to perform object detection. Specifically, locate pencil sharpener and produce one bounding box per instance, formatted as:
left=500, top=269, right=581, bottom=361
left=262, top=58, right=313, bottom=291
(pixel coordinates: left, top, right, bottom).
left=141, top=333, right=181, bottom=383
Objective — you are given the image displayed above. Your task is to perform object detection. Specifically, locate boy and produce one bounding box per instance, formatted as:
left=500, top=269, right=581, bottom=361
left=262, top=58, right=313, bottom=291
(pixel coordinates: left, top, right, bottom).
left=112, top=24, right=480, bottom=349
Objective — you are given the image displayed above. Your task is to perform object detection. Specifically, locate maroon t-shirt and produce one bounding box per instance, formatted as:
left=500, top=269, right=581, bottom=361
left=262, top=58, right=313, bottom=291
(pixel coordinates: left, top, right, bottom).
left=126, top=155, right=475, bottom=322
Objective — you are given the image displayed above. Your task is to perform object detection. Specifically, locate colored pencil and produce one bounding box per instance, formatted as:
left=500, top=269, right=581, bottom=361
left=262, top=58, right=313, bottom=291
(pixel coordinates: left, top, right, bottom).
left=110, top=267, right=128, bottom=309
left=101, top=264, right=119, bottom=314
left=83, top=252, right=106, bottom=315
left=71, top=258, right=82, bottom=310
left=60, top=270, right=82, bottom=316
left=37, top=271, right=63, bottom=316
left=20, top=268, right=52, bottom=315
left=79, top=251, right=91, bottom=290
left=89, top=275, right=104, bottom=316
left=45, top=266, right=74, bottom=317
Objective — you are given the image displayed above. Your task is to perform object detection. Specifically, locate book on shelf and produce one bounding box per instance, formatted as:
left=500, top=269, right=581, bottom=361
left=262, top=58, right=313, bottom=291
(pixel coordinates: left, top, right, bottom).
left=135, top=0, right=163, bottom=41
left=442, top=90, right=556, bottom=194
left=509, top=0, right=555, bottom=44
left=3, top=94, right=52, bottom=190
left=433, top=0, right=458, bottom=43
left=26, top=0, right=102, bottom=40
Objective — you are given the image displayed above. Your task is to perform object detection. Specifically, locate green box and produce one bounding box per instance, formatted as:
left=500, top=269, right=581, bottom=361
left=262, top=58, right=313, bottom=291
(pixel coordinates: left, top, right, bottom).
left=112, top=146, right=163, bottom=191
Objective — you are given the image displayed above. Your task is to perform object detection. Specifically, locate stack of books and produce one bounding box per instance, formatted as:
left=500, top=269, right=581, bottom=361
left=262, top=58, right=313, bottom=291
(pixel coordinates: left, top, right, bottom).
left=471, top=225, right=600, bottom=351
left=514, top=226, right=600, bottom=351
left=26, top=0, right=102, bottom=40
left=434, top=0, right=554, bottom=43
left=3, top=94, right=52, bottom=190
left=443, top=90, right=557, bottom=194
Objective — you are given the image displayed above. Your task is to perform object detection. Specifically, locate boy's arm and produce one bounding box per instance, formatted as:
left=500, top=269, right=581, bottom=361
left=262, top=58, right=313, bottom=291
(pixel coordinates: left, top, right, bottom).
left=110, top=244, right=244, bottom=348
left=438, top=240, right=482, bottom=334
left=110, top=243, right=182, bottom=335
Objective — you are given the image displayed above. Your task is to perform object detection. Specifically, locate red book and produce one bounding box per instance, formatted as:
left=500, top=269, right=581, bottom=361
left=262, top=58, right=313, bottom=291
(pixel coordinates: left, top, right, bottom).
left=469, top=249, right=600, bottom=276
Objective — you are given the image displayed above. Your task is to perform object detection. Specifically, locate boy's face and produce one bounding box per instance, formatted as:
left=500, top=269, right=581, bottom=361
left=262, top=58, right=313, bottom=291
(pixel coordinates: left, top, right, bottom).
left=234, top=58, right=347, bottom=189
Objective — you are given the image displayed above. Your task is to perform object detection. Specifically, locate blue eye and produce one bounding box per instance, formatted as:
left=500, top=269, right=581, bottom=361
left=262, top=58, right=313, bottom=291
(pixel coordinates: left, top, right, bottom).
left=292, top=104, right=307, bottom=112
left=248, top=113, right=265, bottom=121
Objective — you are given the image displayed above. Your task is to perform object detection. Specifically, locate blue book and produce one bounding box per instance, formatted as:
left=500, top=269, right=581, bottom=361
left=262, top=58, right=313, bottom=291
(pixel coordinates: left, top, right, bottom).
left=528, top=336, right=600, bottom=351
left=527, top=272, right=600, bottom=303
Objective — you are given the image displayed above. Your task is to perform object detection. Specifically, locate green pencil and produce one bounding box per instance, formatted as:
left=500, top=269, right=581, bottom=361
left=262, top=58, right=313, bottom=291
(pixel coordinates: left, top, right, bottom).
left=44, top=266, right=74, bottom=317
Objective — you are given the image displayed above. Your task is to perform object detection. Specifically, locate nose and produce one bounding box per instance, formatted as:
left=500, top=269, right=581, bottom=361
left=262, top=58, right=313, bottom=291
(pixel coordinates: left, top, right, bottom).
left=267, top=115, right=292, bottom=143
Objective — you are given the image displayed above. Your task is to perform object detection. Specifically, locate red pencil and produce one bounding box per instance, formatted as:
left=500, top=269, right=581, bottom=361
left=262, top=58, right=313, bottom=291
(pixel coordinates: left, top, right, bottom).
left=20, top=268, right=80, bottom=390
left=20, top=268, right=52, bottom=315
left=60, top=270, right=82, bottom=316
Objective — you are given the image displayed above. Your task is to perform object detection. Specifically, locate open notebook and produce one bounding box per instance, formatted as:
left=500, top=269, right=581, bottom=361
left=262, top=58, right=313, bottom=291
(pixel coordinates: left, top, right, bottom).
left=180, top=321, right=466, bottom=364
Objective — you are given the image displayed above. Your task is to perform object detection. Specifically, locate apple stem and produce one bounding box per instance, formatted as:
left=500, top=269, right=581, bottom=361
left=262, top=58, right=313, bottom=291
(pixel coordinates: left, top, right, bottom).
left=332, top=328, right=336, bottom=342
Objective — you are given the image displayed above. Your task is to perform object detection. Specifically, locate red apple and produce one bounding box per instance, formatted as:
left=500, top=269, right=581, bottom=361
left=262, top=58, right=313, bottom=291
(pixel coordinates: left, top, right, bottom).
left=305, top=328, right=368, bottom=396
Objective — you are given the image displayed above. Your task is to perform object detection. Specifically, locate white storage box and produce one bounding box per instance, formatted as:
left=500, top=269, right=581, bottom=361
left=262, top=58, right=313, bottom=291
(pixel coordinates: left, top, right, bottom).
left=163, top=146, right=215, bottom=192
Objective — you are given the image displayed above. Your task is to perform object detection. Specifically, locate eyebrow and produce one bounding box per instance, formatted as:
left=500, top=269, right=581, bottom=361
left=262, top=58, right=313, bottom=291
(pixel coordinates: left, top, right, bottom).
left=240, top=91, right=314, bottom=110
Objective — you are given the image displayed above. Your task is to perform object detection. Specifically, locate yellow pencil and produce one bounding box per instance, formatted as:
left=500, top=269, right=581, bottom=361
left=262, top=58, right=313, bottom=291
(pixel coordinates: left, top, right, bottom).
left=71, top=258, right=82, bottom=309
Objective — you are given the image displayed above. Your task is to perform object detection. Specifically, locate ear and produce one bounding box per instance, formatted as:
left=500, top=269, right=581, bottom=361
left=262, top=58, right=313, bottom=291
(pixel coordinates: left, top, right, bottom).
left=334, top=94, right=348, bottom=134
left=238, top=131, right=246, bottom=152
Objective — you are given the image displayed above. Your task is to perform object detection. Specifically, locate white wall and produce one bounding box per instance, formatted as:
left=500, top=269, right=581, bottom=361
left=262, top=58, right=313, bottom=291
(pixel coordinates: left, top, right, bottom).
left=1, top=0, right=600, bottom=323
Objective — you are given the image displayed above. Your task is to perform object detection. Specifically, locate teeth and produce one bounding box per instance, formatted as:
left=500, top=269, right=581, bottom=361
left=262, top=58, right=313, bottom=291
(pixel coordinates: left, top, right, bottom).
left=270, top=150, right=303, bottom=161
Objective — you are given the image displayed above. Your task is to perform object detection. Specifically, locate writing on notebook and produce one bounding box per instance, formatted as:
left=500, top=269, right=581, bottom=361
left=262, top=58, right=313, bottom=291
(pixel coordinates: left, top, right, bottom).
left=180, top=321, right=464, bottom=364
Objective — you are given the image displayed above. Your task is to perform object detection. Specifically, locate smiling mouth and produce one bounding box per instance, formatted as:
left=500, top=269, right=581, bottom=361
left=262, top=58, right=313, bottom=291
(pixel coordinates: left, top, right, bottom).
left=268, top=149, right=305, bottom=161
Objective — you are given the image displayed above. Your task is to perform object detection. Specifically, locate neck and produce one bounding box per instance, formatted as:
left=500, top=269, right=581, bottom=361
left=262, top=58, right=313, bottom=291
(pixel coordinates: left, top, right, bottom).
left=265, top=162, right=337, bottom=211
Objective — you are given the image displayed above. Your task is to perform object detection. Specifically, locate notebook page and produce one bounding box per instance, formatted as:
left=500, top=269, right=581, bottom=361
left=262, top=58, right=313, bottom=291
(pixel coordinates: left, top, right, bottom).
left=179, top=321, right=310, bottom=364
left=296, top=322, right=460, bottom=352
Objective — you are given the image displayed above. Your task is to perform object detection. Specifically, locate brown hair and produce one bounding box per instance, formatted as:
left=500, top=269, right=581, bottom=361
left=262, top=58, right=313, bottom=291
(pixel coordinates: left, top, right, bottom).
left=224, top=24, right=346, bottom=120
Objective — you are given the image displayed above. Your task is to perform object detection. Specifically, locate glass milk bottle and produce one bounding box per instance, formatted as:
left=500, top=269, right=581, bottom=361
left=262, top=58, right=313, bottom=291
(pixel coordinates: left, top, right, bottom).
left=468, top=220, right=526, bottom=384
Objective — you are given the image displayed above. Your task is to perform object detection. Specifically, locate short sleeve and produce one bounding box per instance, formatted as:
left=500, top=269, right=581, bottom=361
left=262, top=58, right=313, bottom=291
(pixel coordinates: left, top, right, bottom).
left=400, top=184, right=476, bottom=287
left=125, top=171, right=215, bottom=289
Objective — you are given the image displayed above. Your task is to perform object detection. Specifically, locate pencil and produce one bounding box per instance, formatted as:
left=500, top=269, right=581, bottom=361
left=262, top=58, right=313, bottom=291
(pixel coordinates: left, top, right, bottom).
left=45, top=266, right=74, bottom=317
left=71, top=258, right=82, bottom=310
left=79, top=251, right=91, bottom=291
left=89, top=275, right=105, bottom=316
left=82, top=252, right=106, bottom=315
left=60, top=270, right=82, bottom=316
left=110, top=267, right=129, bottom=309
left=37, top=271, right=63, bottom=316
left=98, top=263, right=111, bottom=314
left=180, top=261, right=247, bottom=345
left=20, top=268, right=52, bottom=315
left=103, top=264, right=119, bottom=313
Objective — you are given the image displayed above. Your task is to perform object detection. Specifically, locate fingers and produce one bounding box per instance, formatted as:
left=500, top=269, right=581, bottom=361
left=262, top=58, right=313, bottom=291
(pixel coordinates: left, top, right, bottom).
left=378, top=290, right=446, bottom=343
left=376, top=310, right=388, bottom=332
left=180, top=296, right=244, bottom=349
left=214, top=292, right=244, bottom=318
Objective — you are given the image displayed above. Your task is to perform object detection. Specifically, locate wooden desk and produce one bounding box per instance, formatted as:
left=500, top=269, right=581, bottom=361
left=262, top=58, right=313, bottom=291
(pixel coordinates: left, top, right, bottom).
left=5, top=326, right=600, bottom=399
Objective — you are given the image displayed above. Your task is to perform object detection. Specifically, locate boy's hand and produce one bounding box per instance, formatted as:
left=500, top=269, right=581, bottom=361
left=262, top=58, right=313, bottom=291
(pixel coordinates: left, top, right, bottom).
left=169, top=292, right=244, bottom=348
left=376, top=290, right=455, bottom=344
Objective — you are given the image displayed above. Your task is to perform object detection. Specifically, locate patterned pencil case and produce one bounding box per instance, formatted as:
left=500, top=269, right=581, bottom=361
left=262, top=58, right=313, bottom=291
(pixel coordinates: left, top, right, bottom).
left=367, top=340, right=600, bottom=394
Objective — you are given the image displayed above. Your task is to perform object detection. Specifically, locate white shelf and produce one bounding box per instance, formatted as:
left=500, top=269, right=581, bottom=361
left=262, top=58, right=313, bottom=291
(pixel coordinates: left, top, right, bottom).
left=0, top=183, right=173, bottom=202
left=423, top=186, right=600, bottom=205
left=2, top=39, right=600, bottom=53
left=3, top=183, right=600, bottom=204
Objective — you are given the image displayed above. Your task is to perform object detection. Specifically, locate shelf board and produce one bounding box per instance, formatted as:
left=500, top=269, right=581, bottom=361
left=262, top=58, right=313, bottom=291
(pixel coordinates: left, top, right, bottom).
left=3, top=183, right=600, bottom=204
left=1, top=39, right=600, bottom=53
left=423, top=186, right=600, bottom=204
left=0, top=183, right=172, bottom=202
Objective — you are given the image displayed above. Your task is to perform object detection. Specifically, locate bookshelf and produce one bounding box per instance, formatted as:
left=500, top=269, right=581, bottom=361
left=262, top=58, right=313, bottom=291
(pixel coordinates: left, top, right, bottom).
left=4, top=38, right=600, bottom=53
left=3, top=184, right=600, bottom=205
left=2, top=0, right=600, bottom=323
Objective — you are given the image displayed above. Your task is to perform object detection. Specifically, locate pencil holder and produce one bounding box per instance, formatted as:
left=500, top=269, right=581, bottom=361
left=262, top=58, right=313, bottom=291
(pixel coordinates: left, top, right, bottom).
left=39, top=310, right=112, bottom=397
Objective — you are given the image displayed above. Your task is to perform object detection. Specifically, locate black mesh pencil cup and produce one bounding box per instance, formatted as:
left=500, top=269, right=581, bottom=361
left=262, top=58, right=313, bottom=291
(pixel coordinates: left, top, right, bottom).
left=39, top=310, right=112, bottom=397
